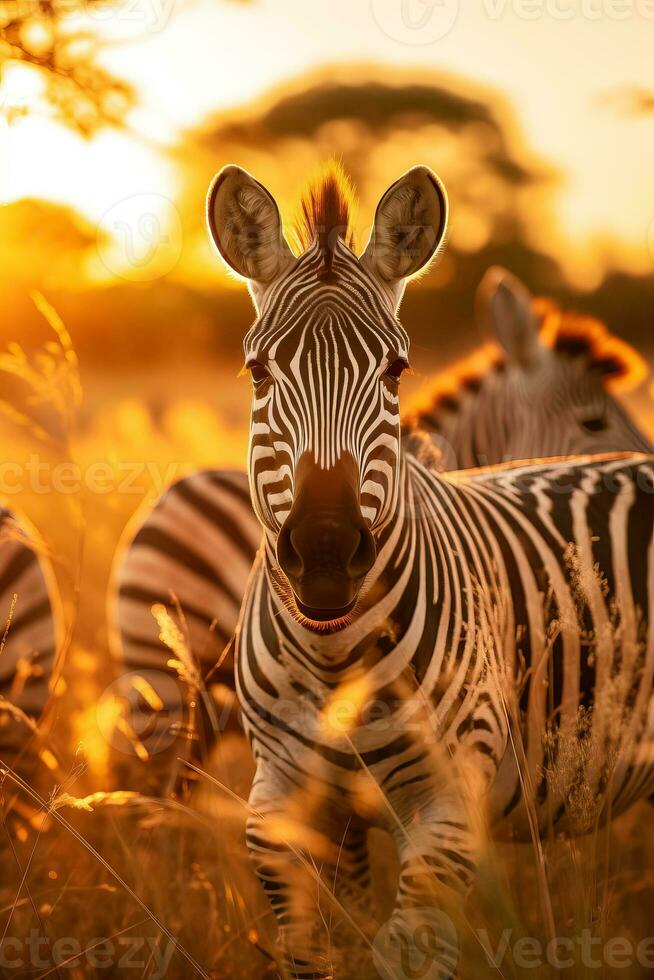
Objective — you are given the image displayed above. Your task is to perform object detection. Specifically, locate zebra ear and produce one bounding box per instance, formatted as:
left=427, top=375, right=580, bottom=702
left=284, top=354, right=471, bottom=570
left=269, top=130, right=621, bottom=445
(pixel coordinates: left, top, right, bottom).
left=207, top=165, right=296, bottom=304
left=361, top=166, right=448, bottom=308
left=476, top=267, right=540, bottom=365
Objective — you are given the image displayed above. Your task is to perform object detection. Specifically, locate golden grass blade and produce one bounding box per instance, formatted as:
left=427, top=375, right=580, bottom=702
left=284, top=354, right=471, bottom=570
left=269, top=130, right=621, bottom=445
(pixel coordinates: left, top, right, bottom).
left=0, top=765, right=212, bottom=979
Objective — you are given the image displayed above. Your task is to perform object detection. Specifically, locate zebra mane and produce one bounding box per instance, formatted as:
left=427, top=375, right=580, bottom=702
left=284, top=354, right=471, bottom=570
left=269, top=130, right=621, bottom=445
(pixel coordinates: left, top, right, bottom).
left=293, top=160, right=357, bottom=277
left=402, top=342, right=502, bottom=427
left=535, top=299, right=646, bottom=387
left=403, top=300, right=646, bottom=428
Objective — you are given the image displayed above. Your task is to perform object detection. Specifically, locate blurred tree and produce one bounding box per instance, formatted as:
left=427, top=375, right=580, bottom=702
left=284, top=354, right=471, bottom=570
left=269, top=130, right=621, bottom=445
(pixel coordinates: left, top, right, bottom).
left=0, top=0, right=134, bottom=134
left=0, top=61, right=648, bottom=378
left=0, top=0, right=254, bottom=135
left=179, top=70, right=556, bottom=277
left=0, top=198, right=96, bottom=285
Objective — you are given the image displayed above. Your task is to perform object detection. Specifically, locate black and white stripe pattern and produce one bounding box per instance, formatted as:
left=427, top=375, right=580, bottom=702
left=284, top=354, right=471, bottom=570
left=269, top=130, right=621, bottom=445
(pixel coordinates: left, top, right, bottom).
left=239, top=451, right=654, bottom=977
left=244, top=241, right=407, bottom=533
left=110, top=266, right=652, bottom=793
left=404, top=266, right=651, bottom=470
left=0, top=509, right=62, bottom=772
left=200, top=163, right=654, bottom=978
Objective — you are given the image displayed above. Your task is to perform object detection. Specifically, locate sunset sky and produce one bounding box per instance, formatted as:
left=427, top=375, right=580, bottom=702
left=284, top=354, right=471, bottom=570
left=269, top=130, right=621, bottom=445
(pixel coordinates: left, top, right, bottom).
left=3, top=0, right=654, bottom=286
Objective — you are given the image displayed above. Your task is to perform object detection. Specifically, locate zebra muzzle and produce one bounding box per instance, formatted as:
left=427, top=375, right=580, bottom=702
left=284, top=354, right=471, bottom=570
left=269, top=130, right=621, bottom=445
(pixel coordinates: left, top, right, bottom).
left=276, top=452, right=376, bottom=620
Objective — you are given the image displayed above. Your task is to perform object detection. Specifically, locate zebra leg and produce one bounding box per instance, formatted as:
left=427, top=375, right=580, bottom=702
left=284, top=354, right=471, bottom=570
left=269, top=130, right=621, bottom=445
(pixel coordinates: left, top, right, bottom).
left=385, top=800, right=469, bottom=979
left=247, top=770, right=370, bottom=979
left=379, top=724, right=500, bottom=980
left=324, top=819, right=382, bottom=961
left=330, top=822, right=372, bottom=920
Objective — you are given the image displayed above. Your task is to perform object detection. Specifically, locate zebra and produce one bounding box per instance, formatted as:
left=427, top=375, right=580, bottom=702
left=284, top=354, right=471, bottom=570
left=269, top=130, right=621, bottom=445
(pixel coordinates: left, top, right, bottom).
left=109, top=255, right=652, bottom=789
left=205, top=160, right=654, bottom=979
left=403, top=264, right=651, bottom=469
left=0, top=508, right=63, bottom=775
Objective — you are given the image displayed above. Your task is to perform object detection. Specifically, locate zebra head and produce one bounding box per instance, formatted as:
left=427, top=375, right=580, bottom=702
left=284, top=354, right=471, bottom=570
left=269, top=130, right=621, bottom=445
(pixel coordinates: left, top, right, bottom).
left=207, top=163, right=447, bottom=627
left=476, top=267, right=651, bottom=461
left=405, top=267, right=650, bottom=471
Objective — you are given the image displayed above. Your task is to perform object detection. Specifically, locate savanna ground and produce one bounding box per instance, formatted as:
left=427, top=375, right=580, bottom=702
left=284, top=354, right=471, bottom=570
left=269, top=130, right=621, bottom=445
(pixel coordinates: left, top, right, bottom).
left=1, top=304, right=654, bottom=980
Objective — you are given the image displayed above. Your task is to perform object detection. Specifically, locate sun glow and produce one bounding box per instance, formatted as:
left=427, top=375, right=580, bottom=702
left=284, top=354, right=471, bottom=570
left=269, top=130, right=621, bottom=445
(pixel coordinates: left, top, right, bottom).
left=3, top=0, right=654, bottom=286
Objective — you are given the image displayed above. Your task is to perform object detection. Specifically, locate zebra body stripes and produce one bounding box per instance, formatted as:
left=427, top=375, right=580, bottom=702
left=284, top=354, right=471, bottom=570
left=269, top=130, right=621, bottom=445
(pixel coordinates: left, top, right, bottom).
left=0, top=508, right=62, bottom=771
left=110, top=260, right=652, bottom=787
left=204, top=162, right=654, bottom=979
left=239, top=452, right=654, bottom=976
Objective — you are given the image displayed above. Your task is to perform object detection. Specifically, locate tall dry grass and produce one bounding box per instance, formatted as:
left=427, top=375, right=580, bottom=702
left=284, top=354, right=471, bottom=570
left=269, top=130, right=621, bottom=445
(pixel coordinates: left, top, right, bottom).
left=0, top=299, right=653, bottom=979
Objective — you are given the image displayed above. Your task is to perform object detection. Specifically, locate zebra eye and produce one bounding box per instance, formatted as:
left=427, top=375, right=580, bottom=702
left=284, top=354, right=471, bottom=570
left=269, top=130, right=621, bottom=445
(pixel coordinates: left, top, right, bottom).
left=580, top=416, right=607, bottom=433
left=384, top=358, right=409, bottom=384
left=246, top=361, right=270, bottom=386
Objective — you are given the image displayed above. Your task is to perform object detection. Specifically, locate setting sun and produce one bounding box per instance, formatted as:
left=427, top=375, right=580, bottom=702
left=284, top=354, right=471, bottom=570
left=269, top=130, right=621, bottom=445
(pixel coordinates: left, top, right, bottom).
left=3, top=0, right=654, bottom=286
